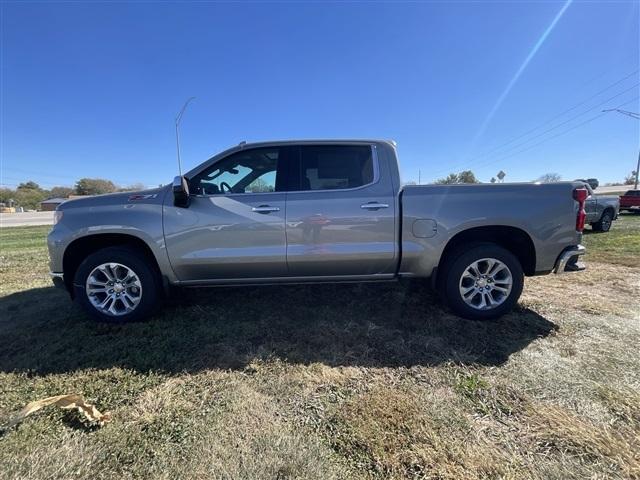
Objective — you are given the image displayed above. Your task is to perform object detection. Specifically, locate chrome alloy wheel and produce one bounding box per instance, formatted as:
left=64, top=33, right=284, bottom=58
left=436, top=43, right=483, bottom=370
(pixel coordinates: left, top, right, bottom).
left=458, top=258, right=513, bottom=310
left=85, top=262, right=142, bottom=316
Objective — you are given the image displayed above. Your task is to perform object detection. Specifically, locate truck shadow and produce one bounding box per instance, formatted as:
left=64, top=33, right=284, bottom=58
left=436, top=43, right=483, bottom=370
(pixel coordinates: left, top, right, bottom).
left=0, top=282, right=557, bottom=375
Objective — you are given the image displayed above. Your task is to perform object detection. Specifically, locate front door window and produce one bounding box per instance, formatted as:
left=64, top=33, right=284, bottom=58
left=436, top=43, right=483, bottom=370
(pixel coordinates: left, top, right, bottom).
left=191, top=147, right=281, bottom=195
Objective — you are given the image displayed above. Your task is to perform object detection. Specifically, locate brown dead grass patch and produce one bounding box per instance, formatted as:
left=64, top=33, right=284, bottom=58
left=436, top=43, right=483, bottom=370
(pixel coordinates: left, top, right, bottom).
left=527, top=403, right=640, bottom=479
left=330, top=385, right=519, bottom=479
left=595, top=386, right=640, bottom=428
left=523, top=262, right=640, bottom=317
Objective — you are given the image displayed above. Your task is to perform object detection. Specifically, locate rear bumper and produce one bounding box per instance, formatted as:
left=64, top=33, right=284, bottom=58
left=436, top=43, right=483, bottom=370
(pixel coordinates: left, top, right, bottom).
left=553, top=245, right=586, bottom=274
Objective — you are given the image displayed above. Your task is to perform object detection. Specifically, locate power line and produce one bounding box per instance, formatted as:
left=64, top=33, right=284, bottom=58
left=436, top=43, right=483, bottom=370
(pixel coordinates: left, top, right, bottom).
left=0, top=169, right=151, bottom=187
left=0, top=176, right=64, bottom=188
left=1, top=168, right=82, bottom=182
left=469, top=96, right=640, bottom=172
left=432, top=69, right=640, bottom=176
left=455, top=82, right=639, bottom=171
left=474, top=69, right=639, bottom=157
left=603, top=108, right=640, bottom=120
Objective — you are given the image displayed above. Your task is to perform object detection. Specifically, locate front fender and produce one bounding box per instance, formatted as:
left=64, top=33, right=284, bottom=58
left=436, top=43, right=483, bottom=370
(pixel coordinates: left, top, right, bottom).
left=48, top=202, right=177, bottom=283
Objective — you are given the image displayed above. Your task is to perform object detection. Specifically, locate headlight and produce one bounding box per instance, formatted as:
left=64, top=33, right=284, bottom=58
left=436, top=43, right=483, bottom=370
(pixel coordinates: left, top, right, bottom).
left=53, top=211, right=63, bottom=225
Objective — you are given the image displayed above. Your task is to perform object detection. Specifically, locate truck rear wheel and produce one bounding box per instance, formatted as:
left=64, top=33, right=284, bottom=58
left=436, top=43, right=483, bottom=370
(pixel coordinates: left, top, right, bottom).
left=441, top=243, right=524, bottom=320
left=73, top=246, right=161, bottom=323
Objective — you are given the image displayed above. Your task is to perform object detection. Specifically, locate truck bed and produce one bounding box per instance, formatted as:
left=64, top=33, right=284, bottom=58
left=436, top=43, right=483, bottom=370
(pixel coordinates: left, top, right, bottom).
left=399, top=182, right=582, bottom=277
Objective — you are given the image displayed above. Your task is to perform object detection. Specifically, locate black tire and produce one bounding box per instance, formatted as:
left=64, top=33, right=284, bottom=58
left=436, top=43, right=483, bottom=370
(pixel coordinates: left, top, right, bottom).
left=73, top=246, right=162, bottom=323
left=440, top=243, right=524, bottom=320
left=592, top=210, right=613, bottom=232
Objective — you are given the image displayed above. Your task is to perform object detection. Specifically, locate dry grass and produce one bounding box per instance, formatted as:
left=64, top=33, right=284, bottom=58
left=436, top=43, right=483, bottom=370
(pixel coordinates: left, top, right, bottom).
left=329, top=384, right=515, bottom=479
left=527, top=402, right=640, bottom=479
left=1, top=214, right=639, bottom=479
left=523, top=260, right=640, bottom=316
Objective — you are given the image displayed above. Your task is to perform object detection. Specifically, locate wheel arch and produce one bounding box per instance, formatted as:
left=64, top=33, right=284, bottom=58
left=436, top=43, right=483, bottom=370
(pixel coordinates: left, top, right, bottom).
left=63, top=233, right=162, bottom=296
left=438, top=225, right=536, bottom=279
left=601, top=206, right=616, bottom=218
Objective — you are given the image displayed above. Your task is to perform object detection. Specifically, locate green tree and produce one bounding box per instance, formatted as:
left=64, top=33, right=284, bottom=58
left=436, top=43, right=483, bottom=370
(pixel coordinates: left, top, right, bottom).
left=75, top=178, right=117, bottom=195
left=435, top=170, right=480, bottom=184
left=17, top=180, right=42, bottom=190
left=435, top=173, right=459, bottom=185
left=49, top=186, right=74, bottom=198
left=457, top=170, right=479, bottom=184
left=246, top=177, right=273, bottom=193
left=14, top=188, right=48, bottom=210
left=624, top=171, right=638, bottom=185
left=0, top=187, right=16, bottom=205
left=8, top=180, right=48, bottom=209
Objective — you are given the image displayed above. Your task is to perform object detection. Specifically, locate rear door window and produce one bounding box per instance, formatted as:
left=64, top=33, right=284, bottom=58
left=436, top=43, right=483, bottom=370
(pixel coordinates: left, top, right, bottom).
left=297, top=145, right=374, bottom=191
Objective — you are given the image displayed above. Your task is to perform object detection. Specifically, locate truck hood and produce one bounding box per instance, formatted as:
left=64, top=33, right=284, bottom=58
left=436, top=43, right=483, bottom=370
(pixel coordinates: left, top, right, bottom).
left=57, top=186, right=168, bottom=210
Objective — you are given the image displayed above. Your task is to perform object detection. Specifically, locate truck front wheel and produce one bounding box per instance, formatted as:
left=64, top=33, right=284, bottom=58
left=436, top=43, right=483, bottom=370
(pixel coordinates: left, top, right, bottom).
left=441, top=243, right=524, bottom=320
left=592, top=210, right=613, bottom=232
left=73, top=246, right=161, bottom=323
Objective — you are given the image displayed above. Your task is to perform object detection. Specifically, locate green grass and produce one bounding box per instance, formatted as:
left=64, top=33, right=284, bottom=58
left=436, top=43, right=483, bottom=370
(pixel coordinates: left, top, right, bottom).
left=0, top=221, right=639, bottom=479
left=583, top=213, right=640, bottom=267
left=0, top=225, right=51, bottom=294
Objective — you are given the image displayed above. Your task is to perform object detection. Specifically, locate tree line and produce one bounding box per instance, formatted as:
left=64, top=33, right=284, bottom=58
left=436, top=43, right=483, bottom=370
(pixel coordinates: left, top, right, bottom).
left=406, top=170, right=638, bottom=187
left=0, top=178, right=147, bottom=210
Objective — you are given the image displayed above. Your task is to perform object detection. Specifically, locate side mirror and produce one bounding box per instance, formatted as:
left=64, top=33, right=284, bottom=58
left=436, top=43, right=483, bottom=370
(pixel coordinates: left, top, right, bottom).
left=173, top=176, right=191, bottom=208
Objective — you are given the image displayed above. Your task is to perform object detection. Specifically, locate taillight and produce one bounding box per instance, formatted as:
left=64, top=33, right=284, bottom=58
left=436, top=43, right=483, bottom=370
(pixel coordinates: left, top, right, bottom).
left=573, top=188, right=588, bottom=232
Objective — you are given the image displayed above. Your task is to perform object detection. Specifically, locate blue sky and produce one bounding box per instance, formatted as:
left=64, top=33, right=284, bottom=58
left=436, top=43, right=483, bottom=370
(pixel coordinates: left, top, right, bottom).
left=1, top=1, right=639, bottom=189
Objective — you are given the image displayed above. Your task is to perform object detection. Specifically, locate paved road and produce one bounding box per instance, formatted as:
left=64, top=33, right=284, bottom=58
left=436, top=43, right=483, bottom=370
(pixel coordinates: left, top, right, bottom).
left=593, top=185, right=630, bottom=195
left=0, top=212, right=55, bottom=227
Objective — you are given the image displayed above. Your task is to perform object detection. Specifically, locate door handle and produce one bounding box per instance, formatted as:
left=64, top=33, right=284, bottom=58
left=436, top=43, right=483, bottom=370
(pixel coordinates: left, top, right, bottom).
left=252, top=205, right=280, bottom=214
left=360, top=202, right=389, bottom=210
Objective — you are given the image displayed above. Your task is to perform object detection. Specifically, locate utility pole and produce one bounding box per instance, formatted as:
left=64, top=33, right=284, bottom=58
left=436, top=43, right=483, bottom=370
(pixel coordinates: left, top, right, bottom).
left=418, top=169, right=421, bottom=185
left=602, top=108, right=640, bottom=189
left=636, top=150, right=640, bottom=190
left=175, top=97, right=196, bottom=178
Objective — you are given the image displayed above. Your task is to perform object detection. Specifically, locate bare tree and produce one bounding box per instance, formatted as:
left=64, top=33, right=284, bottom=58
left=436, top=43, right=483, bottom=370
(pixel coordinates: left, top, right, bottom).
left=536, top=173, right=562, bottom=183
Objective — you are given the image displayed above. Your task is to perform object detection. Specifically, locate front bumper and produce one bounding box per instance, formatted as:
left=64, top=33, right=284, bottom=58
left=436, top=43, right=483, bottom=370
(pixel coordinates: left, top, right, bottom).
left=50, top=272, right=66, bottom=289
left=553, top=245, right=586, bottom=274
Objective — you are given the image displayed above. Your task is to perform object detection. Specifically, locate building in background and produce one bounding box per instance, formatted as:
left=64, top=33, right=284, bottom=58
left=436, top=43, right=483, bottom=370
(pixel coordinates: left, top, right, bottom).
left=40, top=198, right=67, bottom=211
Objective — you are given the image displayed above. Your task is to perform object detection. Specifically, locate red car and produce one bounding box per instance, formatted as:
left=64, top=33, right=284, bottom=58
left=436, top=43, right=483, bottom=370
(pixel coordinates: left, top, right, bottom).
left=619, top=189, right=640, bottom=212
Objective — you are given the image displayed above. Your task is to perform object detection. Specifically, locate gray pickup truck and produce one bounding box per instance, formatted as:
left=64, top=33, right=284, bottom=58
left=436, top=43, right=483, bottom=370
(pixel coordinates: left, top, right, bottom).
left=48, top=140, right=587, bottom=323
left=584, top=186, right=619, bottom=232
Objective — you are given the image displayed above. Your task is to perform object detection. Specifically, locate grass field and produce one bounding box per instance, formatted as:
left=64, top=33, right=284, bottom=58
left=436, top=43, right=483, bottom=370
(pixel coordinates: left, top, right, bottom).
left=1, top=215, right=639, bottom=479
